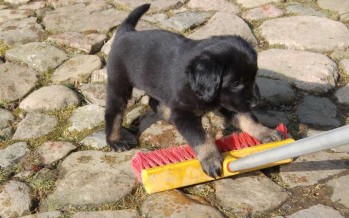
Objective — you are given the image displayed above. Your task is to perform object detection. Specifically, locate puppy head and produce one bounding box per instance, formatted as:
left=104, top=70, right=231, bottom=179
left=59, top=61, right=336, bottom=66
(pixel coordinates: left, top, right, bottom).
left=219, top=75, right=260, bottom=112
left=186, top=54, right=223, bottom=102
left=187, top=36, right=260, bottom=112
left=218, top=37, right=260, bottom=112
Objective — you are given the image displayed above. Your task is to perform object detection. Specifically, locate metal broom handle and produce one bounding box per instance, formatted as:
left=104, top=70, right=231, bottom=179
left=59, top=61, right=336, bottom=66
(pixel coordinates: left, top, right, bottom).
left=228, top=125, right=349, bottom=172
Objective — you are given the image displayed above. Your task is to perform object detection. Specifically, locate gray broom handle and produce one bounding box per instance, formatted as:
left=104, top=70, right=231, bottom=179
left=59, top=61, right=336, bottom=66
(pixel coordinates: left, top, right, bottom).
left=228, top=125, right=349, bottom=172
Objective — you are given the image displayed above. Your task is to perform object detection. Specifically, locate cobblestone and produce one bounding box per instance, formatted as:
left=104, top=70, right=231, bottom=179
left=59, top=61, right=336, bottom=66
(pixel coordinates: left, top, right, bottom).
left=19, top=85, right=81, bottom=112
left=242, top=5, right=284, bottom=21
left=258, top=16, right=349, bottom=52
left=0, top=17, right=47, bottom=46
left=0, top=63, right=38, bottom=102
left=258, top=49, right=338, bottom=93
left=52, top=55, right=102, bottom=84
left=12, top=113, right=58, bottom=140
left=1, top=1, right=349, bottom=217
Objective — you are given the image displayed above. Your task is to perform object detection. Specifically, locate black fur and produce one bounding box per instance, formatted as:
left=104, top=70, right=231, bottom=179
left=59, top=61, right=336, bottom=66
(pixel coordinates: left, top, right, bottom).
left=106, top=4, right=282, bottom=177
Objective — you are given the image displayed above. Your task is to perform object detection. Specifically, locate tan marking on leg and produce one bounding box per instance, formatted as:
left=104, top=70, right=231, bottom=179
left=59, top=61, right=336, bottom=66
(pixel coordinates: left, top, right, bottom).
left=232, top=113, right=268, bottom=137
left=194, top=133, right=220, bottom=160
left=231, top=113, right=284, bottom=143
left=194, top=133, right=223, bottom=177
left=158, top=104, right=171, bottom=121
left=210, top=110, right=233, bottom=129
left=109, top=114, right=122, bottom=141
left=215, top=130, right=224, bottom=140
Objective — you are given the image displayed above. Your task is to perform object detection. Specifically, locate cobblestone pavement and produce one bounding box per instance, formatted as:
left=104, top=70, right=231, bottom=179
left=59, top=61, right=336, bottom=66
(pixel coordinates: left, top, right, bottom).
left=1, top=0, right=349, bottom=217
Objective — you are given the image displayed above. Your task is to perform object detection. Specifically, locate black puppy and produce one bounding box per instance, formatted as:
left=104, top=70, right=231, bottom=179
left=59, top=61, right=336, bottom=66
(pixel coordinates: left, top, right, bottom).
left=106, top=4, right=283, bottom=178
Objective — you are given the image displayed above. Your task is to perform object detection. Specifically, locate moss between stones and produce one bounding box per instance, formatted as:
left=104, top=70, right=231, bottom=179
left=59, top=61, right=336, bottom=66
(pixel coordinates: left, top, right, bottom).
left=22, top=106, right=76, bottom=149
left=28, top=168, right=57, bottom=199
left=46, top=38, right=86, bottom=56
left=291, top=0, right=340, bottom=20
left=254, top=28, right=288, bottom=52
left=1, top=105, right=104, bottom=150
left=0, top=104, right=108, bottom=212
left=0, top=166, right=19, bottom=184
left=0, top=40, right=9, bottom=57
left=108, top=0, right=130, bottom=12
left=54, top=185, right=147, bottom=216
left=36, top=69, right=54, bottom=87
left=51, top=106, right=106, bottom=145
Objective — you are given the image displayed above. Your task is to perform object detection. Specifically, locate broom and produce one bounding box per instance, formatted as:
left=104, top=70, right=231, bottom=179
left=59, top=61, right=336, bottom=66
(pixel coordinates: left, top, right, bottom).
left=132, top=124, right=295, bottom=193
left=132, top=124, right=349, bottom=194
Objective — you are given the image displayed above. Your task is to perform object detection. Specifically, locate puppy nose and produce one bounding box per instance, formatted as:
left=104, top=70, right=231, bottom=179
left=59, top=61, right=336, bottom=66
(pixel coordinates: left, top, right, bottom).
left=249, top=97, right=259, bottom=108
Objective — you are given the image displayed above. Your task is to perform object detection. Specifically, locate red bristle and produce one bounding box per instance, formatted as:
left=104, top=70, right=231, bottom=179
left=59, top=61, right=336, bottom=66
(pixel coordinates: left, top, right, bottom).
left=133, top=153, right=142, bottom=168
left=252, top=137, right=261, bottom=145
left=232, top=134, right=242, bottom=150
left=215, top=138, right=225, bottom=151
left=241, top=132, right=254, bottom=147
left=226, top=136, right=236, bottom=151
left=185, top=145, right=196, bottom=157
left=146, top=154, right=158, bottom=168
left=176, top=147, right=186, bottom=159
left=236, top=133, right=244, bottom=148
left=177, top=146, right=187, bottom=159
left=154, top=150, right=171, bottom=165
left=156, top=149, right=171, bottom=163
left=156, top=152, right=168, bottom=165
left=179, top=146, right=192, bottom=160
left=215, top=139, right=224, bottom=151
left=246, top=133, right=258, bottom=146
left=148, top=152, right=164, bottom=166
left=131, top=152, right=145, bottom=182
left=163, top=149, right=179, bottom=163
left=228, top=137, right=237, bottom=151
left=138, top=153, right=150, bottom=169
left=222, top=140, right=230, bottom=151
left=237, top=133, right=246, bottom=148
left=132, top=124, right=289, bottom=182
left=276, top=124, right=288, bottom=139
left=167, top=146, right=182, bottom=161
left=131, top=155, right=139, bottom=170
left=170, top=146, right=187, bottom=162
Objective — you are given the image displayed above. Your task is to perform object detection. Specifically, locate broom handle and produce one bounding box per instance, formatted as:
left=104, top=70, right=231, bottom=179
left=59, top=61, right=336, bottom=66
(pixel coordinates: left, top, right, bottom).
left=228, top=125, right=349, bottom=172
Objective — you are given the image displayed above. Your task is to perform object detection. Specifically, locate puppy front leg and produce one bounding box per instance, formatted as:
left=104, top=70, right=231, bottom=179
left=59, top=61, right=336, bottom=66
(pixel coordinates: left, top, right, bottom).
left=219, top=108, right=283, bottom=143
left=232, top=112, right=284, bottom=143
left=171, top=111, right=223, bottom=178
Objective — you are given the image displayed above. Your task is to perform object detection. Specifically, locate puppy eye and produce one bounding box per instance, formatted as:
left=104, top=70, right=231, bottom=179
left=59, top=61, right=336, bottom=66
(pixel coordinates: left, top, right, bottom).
left=230, top=82, right=244, bottom=91
left=230, top=81, right=240, bottom=87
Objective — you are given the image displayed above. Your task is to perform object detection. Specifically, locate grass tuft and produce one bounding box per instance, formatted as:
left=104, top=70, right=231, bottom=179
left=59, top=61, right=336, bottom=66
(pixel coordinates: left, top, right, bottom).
left=0, top=40, right=9, bottom=57
left=29, top=168, right=57, bottom=198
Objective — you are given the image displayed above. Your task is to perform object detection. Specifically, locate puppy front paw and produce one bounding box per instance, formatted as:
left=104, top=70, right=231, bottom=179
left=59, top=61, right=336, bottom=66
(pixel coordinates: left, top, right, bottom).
left=255, top=128, right=284, bottom=143
left=199, top=153, right=223, bottom=178
left=195, top=144, right=223, bottom=178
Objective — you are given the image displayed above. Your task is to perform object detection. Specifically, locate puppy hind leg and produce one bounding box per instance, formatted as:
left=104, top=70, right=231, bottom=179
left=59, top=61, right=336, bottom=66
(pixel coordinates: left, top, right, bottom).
left=149, top=97, right=171, bottom=122
left=105, top=81, right=133, bottom=151
left=149, top=97, right=160, bottom=113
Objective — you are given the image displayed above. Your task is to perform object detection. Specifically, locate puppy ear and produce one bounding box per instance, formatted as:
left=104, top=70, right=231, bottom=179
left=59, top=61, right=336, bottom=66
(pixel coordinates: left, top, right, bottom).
left=187, top=56, right=223, bottom=102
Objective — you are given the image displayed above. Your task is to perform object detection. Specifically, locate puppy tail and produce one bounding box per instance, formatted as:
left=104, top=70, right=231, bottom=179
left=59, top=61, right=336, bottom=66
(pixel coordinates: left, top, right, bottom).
left=118, top=4, right=151, bottom=34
